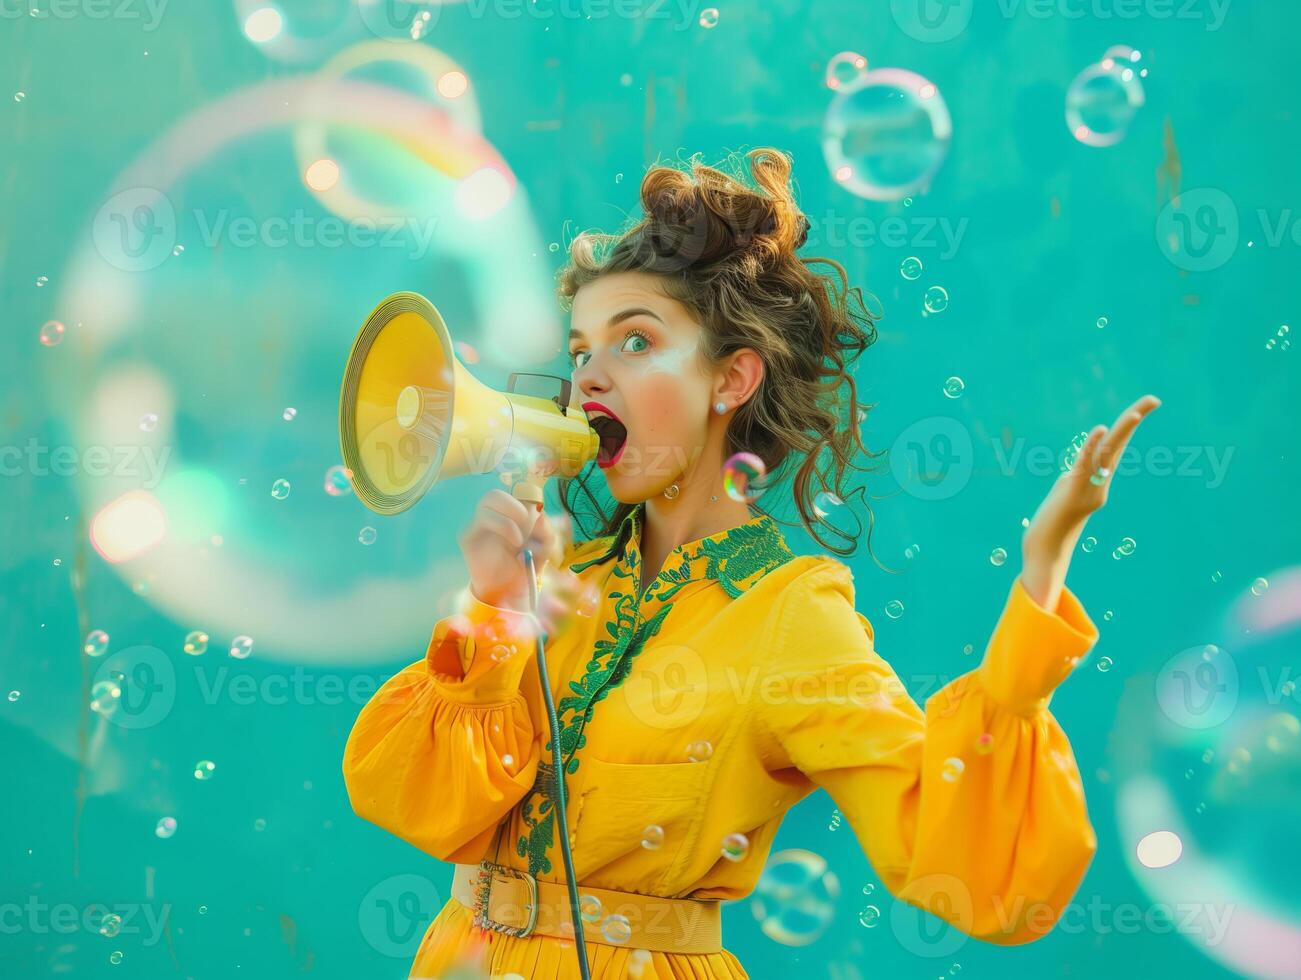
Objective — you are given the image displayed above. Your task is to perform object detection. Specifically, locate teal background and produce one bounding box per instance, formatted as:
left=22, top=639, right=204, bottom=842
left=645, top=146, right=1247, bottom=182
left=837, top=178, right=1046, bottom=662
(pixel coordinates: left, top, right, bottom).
left=2, top=1, right=1298, bottom=978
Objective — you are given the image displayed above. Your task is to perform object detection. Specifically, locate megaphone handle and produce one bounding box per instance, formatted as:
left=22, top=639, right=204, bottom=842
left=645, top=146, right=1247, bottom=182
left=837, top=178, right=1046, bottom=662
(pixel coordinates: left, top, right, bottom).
left=521, top=548, right=593, bottom=980
left=510, top=478, right=545, bottom=511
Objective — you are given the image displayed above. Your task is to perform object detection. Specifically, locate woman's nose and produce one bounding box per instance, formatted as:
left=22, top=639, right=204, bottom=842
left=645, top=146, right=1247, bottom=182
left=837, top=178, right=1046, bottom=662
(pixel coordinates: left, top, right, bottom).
left=573, top=350, right=613, bottom=394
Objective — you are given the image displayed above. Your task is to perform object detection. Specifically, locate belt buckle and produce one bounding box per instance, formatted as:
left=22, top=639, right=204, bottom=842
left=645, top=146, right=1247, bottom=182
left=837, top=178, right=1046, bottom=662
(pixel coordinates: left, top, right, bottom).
left=472, top=861, right=539, bottom=938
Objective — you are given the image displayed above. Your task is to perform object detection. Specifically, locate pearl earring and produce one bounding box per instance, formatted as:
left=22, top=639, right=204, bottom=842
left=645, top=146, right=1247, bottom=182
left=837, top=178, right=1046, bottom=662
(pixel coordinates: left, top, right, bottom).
left=714, top=401, right=727, bottom=415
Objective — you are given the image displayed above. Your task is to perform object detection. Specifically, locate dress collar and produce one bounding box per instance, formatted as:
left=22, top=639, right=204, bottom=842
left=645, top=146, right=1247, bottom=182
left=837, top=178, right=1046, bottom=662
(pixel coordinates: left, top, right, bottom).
left=569, top=501, right=796, bottom=599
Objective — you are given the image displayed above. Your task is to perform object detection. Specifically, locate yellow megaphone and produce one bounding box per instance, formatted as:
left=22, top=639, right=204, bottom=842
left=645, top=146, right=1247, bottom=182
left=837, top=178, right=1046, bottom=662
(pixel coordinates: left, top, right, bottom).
left=338, top=291, right=599, bottom=516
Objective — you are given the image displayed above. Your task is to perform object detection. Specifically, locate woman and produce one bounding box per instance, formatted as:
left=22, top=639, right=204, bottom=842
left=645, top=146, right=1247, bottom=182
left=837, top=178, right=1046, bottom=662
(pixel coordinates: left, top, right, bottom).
left=342, top=147, right=1161, bottom=979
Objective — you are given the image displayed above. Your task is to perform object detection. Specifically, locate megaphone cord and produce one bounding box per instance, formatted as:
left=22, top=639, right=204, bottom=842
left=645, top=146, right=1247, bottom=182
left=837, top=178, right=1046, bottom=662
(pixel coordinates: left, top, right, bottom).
left=522, top=547, right=593, bottom=980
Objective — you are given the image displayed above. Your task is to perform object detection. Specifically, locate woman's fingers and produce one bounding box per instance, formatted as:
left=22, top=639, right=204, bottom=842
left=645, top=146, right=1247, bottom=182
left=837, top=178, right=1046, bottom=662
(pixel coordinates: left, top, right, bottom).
left=1094, top=395, right=1162, bottom=473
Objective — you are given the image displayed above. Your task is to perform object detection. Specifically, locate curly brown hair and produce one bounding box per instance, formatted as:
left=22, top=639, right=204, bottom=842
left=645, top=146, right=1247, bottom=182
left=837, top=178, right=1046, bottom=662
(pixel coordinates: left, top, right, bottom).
left=554, top=147, right=887, bottom=560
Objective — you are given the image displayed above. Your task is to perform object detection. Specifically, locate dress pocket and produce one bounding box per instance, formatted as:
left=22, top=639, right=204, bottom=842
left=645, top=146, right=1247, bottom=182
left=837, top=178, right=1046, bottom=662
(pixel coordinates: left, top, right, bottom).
left=569, top=755, right=711, bottom=880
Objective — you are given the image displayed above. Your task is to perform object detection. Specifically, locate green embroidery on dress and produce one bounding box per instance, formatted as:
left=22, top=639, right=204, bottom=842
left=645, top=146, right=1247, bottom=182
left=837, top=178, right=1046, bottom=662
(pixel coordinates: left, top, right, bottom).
left=514, top=502, right=796, bottom=877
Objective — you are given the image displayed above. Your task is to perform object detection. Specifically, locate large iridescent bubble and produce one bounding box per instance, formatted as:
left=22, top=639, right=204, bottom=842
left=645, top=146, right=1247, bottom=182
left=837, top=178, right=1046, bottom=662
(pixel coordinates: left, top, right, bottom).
left=47, top=51, right=558, bottom=664
left=822, top=64, right=952, bottom=202
left=1113, top=566, right=1301, bottom=978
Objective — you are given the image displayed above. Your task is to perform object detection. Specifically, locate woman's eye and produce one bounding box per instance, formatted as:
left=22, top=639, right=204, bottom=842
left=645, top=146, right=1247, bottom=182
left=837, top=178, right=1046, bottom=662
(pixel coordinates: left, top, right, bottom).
left=621, top=331, right=650, bottom=354
left=570, top=329, right=650, bottom=369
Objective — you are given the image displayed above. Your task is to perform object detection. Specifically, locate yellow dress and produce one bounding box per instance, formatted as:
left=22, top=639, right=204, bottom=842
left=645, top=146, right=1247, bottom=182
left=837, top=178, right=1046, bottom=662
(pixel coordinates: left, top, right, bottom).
left=343, top=502, right=1099, bottom=979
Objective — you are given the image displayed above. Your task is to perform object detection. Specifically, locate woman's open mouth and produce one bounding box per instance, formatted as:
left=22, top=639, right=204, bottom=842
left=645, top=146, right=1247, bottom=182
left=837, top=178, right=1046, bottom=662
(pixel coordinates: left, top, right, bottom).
left=590, top=415, right=629, bottom=469
left=583, top=401, right=630, bottom=470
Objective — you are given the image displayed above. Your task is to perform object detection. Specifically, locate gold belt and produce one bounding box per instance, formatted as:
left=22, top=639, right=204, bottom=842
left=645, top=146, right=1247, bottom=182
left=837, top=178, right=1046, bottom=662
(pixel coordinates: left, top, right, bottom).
left=452, top=861, right=722, bottom=955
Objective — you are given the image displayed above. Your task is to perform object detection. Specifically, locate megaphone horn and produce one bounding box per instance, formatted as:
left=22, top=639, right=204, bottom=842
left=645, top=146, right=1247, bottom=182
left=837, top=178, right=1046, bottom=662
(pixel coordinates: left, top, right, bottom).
left=339, top=291, right=599, bottom=516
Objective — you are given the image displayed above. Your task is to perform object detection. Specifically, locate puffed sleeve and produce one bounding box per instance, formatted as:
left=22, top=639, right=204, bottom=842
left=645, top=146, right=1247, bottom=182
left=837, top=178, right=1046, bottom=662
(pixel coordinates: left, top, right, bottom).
left=751, top=558, right=1099, bottom=945
left=342, top=589, right=545, bottom=864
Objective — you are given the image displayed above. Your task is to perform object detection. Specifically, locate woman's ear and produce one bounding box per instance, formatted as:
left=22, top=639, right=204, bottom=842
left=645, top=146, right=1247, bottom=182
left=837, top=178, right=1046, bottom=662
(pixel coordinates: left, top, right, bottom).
left=720, top=347, right=765, bottom=408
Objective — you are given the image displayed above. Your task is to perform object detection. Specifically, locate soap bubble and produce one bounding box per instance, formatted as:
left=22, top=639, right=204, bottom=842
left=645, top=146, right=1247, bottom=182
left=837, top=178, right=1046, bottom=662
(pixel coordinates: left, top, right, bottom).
left=324, top=464, right=354, bottom=497
left=579, top=894, right=603, bottom=922
left=721, top=832, right=750, bottom=862
left=601, top=913, right=633, bottom=943
left=698, top=7, right=719, bottom=28
left=722, top=452, right=768, bottom=503
left=812, top=490, right=843, bottom=519
left=942, top=376, right=965, bottom=398
left=183, top=630, right=209, bottom=655
left=229, top=635, right=254, bottom=659
left=38, top=320, right=66, bottom=347
left=824, top=50, right=868, bottom=91
left=193, top=760, right=216, bottom=780
left=686, top=740, right=714, bottom=762
left=750, top=848, right=840, bottom=946
left=823, top=67, right=952, bottom=202
left=923, top=285, right=949, bottom=314
left=271, top=479, right=291, bottom=500
left=1066, top=46, right=1146, bottom=147
left=155, top=816, right=178, bottom=839
left=901, top=256, right=923, bottom=280
left=90, top=679, right=122, bottom=717
left=84, top=629, right=110, bottom=657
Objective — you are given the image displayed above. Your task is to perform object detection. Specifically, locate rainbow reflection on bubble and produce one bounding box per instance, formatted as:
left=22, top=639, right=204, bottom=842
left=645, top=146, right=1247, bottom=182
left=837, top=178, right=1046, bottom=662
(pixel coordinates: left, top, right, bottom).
left=722, top=452, right=767, bottom=504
